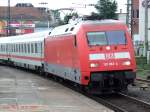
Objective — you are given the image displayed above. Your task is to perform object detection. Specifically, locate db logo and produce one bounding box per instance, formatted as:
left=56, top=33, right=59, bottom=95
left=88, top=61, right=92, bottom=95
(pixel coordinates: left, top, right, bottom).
left=105, top=53, right=115, bottom=59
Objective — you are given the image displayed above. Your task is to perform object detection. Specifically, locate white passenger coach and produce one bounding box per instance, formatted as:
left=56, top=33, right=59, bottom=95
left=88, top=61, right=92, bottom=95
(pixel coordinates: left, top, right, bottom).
left=0, top=30, right=50, bottom=70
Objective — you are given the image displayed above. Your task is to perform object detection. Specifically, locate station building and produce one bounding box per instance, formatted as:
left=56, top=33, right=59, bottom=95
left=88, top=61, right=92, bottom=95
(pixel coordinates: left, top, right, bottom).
left=0, top=3, right=52, bottom=36
left=132, top=0, right=139, bottom=39
left=139, top=0, right=150, bottom=42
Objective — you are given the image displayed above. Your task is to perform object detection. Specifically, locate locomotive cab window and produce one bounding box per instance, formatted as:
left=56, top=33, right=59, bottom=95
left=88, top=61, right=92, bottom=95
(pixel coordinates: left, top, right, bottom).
left=106, top=31, right=126, bottom=45
left=87, top=32, right=107, bottom=46
left=87, top=30, right=127, bottom=46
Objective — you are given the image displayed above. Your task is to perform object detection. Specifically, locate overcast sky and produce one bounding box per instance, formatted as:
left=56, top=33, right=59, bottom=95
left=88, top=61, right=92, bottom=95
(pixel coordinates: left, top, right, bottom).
left=0, top=0, right=127, bottom=15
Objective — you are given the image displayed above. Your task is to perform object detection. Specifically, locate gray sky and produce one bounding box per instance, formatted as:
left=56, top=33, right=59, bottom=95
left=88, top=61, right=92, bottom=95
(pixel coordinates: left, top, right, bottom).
left=0, top=0, right=127, bottom=15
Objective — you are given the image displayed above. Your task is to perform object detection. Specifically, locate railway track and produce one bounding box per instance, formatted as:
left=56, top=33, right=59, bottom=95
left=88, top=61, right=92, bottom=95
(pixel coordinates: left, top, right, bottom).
left=96, top=93, right=150, bottom=112
left=59, top=78, right=150, bottom=112
left=56, top=79, right=150, bottom=112
left=136, top=78, right=150, bottom=83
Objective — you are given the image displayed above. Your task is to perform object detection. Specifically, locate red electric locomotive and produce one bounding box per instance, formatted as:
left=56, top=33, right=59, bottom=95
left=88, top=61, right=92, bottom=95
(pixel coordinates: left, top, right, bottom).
left=45, top=20, right=136, bottom=93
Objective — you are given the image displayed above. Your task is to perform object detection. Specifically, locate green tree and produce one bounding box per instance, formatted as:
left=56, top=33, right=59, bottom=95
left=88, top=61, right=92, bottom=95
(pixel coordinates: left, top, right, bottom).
left=63, top=12, right=78, bottom=24
left=92, top=0, right=118, bottom=19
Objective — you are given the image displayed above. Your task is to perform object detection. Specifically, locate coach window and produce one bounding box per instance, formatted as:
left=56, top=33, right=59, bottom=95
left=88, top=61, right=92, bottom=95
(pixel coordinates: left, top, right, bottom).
left=41, top=43, right=43, bottom=53
left=5, top=45, right=7, bottom=52
left=4, top=45, right=5, bottom=52
left=20, top=44, right=22, bottom=53
left=1, top=45, right=2, bottom=52
left=16, top=44, right=17, bottom=52
left=2, top=45, right=4, bottom=52
left=1, top=45, right=3, bottom=51
left=35, top=43, right=37, bottom=53
left=17, top=44, right=19, bottom=52
left=22, top=44, right=24, bottom=53
left=31, top=43, right=34, bottom=53
left=18, top=44, right=20, bottom=52
left=24, top=44, right=26, bottom=53
left=37, top=43, right=41, bottom=53
left=37, top=43, right=40, bottom=53
left=6, top=45, right=7, bottom=52
left=11, top=44, right=12, bottom=52
left=3, top=45, right=4, bottom=52
left=23, top=44, right=25, bottom=53
left=12, top=44, right=14, bottom=52
left=3, top=45, right=5, bottom=52
left=14, top=44, right=16, bottom=52
left=7, top=45, right=8, bottom=52
left=0, top=45, right=1, bottom=51
left=19, top=44, right=21, bottom=52
left=13, top=44, right=15, bottom=52
left=28, top=44, right=30, bottom=53
left=16, top=44, right=18, bottom=52
left=10, top=44, right=12, bottom=52
left=1, top=45, right=3, bottom=52
left=2, top=45, right=3, bottom=52
left=15, top=44, right=17, bottom=52
left=13, top=44, right=14, bottom=52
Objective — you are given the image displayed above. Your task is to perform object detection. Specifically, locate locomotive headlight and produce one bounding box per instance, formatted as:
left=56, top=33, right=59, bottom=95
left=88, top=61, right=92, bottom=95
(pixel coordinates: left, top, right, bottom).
left=90, top=63, right=99, bottom=68
left=122, top=61, right=131, bottom=66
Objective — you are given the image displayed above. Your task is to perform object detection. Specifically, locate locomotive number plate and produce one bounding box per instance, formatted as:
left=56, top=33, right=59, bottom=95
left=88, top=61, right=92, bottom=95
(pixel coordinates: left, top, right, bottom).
left=105, top=53, right=115, bottom=59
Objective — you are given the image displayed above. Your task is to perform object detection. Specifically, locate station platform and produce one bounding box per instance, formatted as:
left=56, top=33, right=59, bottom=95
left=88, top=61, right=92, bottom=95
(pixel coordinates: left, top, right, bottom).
left=0, top=66, right=113, bottom=112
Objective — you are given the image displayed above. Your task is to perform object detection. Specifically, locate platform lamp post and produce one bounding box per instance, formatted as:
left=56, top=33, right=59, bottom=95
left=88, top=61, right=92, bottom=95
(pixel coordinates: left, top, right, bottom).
left=7, top=0, right=11, bottom=36
left=143, top=0, right=149, bottom=63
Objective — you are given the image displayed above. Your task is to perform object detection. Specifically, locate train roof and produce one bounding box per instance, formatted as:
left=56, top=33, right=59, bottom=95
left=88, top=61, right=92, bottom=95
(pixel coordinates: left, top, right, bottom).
left=50, top=19, right=125, bottom=36
left=0, top=30, right=51, bottom=44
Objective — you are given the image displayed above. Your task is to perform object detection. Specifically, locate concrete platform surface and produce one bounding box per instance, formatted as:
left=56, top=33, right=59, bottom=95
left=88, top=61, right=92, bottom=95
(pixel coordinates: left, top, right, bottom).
left=0, top=66, right=114, bottom=112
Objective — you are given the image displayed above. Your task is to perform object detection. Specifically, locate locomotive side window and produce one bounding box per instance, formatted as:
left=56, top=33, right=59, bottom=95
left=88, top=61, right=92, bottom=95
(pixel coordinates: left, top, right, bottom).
left=106, top=31, right=126, bottom=45
left=87, top=32, right=107, bottom=46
